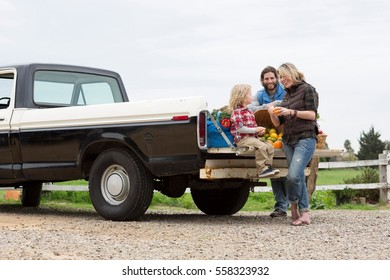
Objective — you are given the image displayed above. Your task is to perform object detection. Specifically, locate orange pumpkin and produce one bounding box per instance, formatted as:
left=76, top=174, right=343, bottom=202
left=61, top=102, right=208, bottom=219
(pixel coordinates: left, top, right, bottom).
left=273, top=140, right=283, bottom=149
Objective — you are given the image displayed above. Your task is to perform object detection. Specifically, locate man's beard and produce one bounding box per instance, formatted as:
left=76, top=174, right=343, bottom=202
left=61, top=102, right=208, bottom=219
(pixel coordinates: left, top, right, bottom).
left=263, top=82, right=277, bottom=92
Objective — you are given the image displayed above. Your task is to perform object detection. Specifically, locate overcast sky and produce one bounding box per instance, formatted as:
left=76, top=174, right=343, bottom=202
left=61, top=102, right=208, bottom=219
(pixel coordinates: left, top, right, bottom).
left=2, top=0, right=389, bottom=152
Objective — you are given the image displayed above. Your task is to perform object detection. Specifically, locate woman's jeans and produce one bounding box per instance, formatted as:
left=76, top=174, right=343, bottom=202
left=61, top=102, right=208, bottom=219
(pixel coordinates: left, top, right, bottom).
left=282, top=137, right=316, bottom=212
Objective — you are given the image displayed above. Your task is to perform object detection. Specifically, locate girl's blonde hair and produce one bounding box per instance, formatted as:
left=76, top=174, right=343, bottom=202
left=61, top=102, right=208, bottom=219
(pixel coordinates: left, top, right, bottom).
left=278, top=63, right=305, bottom=85
left=228, top=84, right=251, bottom=110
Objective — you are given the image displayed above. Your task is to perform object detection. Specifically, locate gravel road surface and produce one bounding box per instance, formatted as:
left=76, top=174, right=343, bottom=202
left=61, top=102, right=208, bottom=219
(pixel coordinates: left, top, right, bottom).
left=1, top=205, right=389, bottom=260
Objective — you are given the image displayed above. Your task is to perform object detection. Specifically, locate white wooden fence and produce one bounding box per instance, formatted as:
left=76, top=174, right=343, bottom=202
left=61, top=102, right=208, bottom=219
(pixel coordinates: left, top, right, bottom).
left=253, top=150, right=390, bottom=204
left=316, top=150, right=389, bottom=204
left=41, top=150, right=390, bottom=204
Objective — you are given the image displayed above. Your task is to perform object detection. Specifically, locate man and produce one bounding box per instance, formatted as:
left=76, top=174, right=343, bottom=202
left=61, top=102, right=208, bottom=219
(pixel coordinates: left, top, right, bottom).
left=249, top=66, right=288, bottom=218
left=248, top=66, right=285, bottom=112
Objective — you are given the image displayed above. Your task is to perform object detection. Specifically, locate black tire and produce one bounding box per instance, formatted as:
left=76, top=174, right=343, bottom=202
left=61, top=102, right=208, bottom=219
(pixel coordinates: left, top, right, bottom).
left=21, top=182, right=42, bottom=207
left=191, top=182, right=250, bottom=215
left=89, top=148, right=154, bottom=221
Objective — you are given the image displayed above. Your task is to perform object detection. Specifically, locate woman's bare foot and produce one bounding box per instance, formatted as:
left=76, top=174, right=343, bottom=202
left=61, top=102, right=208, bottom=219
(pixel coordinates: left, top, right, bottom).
left=291, top=211, right=310, bottom=226
left=291, top=203, right=299, bottom=222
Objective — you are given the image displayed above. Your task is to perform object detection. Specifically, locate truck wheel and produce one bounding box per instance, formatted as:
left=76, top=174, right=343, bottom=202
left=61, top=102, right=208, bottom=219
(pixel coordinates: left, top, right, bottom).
left=21, top=182, right=42, bottom=207
left=191, top=182, right=250, bottom=215
left=89, top=148, right=154, bottom=221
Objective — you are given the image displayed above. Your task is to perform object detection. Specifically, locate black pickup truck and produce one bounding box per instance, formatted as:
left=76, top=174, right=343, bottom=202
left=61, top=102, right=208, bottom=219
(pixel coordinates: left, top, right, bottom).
left=0, top=63, right=340, bottom=221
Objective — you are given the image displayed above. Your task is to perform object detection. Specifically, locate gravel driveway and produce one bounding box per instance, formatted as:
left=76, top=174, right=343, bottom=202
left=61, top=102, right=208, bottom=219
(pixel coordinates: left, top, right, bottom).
left=1, top=205, right=389, bottom=260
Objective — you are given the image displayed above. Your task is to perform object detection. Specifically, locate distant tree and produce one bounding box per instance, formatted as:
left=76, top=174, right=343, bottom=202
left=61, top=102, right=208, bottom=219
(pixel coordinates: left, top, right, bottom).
left=342, top=139, right=357, bottom=161
left=344, top=139, right=354, bottom=153
left=357, top=126, right=385, bottom=160
left=384, top=140, right=390, bottom=150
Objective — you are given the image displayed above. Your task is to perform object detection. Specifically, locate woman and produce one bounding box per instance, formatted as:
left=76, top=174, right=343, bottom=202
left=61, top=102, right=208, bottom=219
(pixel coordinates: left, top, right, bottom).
left=268, top=63, right=319, bottom=226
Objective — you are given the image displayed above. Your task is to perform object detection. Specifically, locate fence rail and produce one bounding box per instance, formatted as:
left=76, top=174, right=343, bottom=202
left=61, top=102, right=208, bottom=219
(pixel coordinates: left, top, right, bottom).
left=39, top=151, right=390, bottom=203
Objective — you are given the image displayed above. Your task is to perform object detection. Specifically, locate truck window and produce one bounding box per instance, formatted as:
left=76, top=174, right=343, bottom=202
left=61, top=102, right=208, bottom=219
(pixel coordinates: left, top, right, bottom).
left=77, top=82, right=116, bottom=105
left=33, top=70, right=124, bottom=107
left=0, top=72, right=14, bottom=109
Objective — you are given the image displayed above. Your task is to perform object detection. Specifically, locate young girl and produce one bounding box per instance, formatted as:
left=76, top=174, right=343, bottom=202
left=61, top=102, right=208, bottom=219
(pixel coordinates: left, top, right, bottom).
left=229, top=84, right=279, bottom=178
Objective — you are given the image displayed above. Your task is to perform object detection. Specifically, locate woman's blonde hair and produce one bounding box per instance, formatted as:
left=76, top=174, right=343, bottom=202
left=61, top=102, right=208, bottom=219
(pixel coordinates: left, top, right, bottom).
left=228, top=84, right=251, bottom=110
left=278, top=63, right=305, bottom=85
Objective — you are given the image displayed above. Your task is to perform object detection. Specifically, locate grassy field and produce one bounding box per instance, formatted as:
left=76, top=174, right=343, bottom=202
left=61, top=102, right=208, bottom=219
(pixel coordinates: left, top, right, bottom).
left=0, top=168, right=384, bottom=212
left=316, top=168, right=361, bottom=185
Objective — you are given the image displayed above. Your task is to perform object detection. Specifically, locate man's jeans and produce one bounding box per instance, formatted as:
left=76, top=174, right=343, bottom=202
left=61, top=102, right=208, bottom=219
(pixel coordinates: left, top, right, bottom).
left=282, top=137, right=316, bottom=212
left=270, top=178, right=288, bottom=212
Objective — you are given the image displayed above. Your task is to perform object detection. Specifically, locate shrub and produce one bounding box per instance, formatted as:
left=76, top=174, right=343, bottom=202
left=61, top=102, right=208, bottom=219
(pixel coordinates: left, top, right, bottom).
left=333, top=167, right=379, bottom=205
left=310, top=190, right=335, bottom=209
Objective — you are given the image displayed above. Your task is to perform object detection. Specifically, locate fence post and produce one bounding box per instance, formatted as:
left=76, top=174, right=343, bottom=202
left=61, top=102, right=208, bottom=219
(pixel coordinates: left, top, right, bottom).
left=378, top=150, right=390, bottom=205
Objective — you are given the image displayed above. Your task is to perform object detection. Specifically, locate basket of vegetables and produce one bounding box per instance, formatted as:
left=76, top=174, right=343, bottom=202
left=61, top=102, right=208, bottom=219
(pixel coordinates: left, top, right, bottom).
left=254, top=109, right=283, bottom=148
